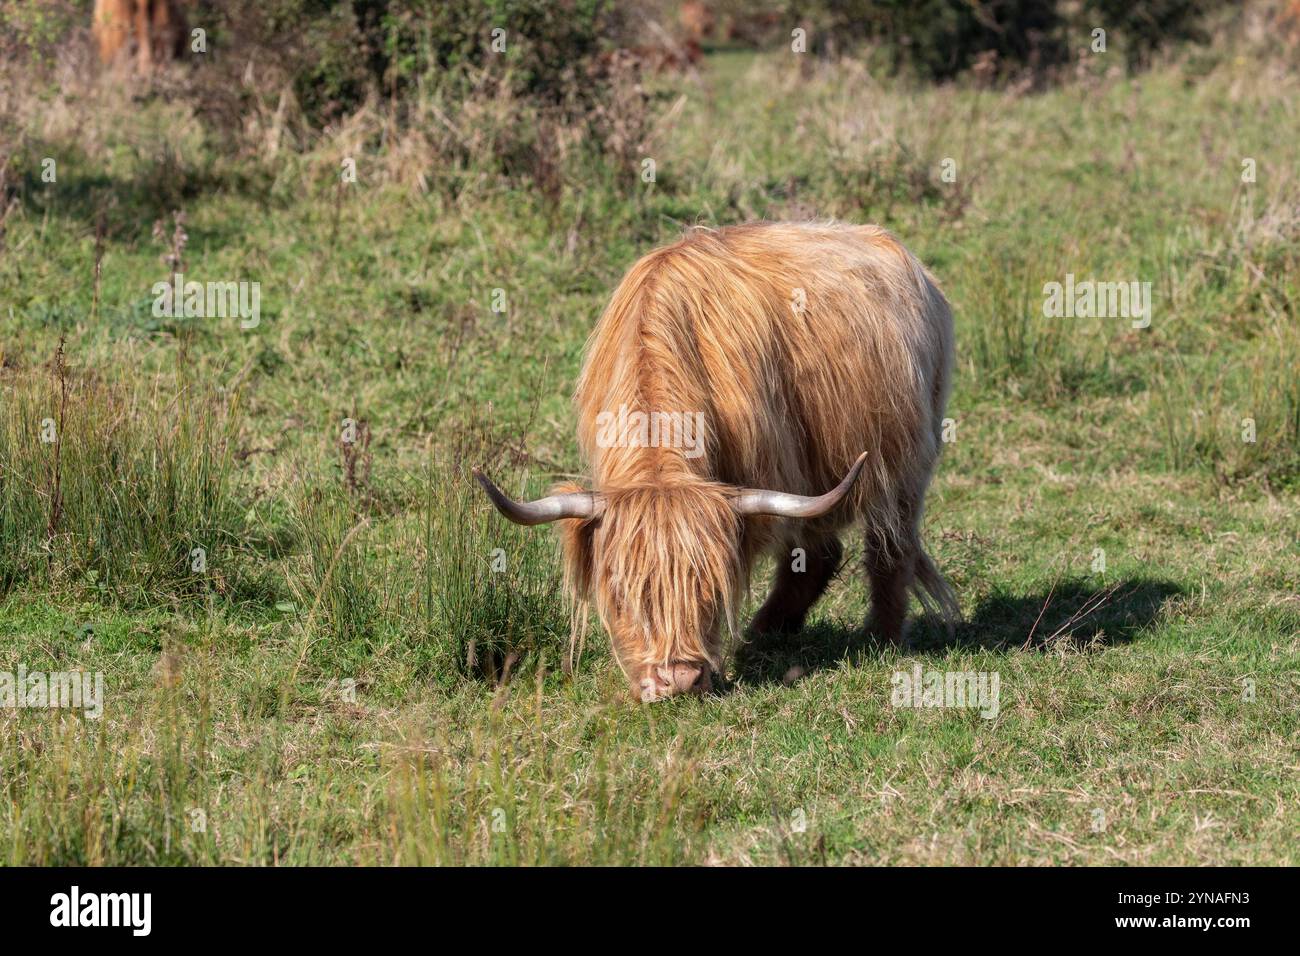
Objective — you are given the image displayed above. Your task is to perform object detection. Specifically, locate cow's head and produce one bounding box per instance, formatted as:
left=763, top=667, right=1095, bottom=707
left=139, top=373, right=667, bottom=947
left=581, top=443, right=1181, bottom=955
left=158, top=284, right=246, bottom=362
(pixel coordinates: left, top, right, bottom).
left=473, top=453, right=866, bottom=701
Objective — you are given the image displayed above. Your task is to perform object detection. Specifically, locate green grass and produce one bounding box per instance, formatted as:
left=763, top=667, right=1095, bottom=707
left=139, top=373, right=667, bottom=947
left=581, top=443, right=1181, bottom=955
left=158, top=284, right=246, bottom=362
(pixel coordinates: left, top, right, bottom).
left=0, top=45, right=1297, bottom=865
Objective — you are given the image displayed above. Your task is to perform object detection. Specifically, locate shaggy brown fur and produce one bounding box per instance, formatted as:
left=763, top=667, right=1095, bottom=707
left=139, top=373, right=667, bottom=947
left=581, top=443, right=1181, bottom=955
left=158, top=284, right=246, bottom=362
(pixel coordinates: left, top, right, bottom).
left=559, top=221, right=958, bottom=699
left=92, top=0, right=185, bottom=73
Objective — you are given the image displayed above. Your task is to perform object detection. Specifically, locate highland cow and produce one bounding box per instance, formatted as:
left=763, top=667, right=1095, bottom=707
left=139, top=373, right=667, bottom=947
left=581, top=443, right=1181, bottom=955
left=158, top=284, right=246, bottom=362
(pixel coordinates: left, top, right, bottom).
left=476, top=222, right=958, bottom=701
left=92, top=0, right=185, bottom=74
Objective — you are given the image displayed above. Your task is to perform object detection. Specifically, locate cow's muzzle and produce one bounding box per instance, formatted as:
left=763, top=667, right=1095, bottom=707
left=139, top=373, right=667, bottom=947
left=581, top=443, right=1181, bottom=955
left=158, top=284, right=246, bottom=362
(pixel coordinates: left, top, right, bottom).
left=635, top=661, right=713, bottom=702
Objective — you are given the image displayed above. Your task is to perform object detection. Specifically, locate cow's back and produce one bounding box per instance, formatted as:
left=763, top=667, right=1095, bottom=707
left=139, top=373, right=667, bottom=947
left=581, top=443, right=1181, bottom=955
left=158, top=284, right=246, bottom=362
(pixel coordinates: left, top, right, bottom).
left=576, top=221, right=953, bottom=528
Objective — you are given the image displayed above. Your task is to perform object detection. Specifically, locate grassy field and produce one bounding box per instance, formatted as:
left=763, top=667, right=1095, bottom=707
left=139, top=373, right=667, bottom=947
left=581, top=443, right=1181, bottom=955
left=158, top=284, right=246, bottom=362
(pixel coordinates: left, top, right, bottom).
left=1, top=43, right=1297, bottom=865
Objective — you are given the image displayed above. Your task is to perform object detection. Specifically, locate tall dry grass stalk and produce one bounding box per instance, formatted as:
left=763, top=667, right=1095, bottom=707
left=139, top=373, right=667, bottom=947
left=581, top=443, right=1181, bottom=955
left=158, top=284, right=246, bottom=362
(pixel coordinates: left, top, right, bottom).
left=0, top=358, right=269, bottom=604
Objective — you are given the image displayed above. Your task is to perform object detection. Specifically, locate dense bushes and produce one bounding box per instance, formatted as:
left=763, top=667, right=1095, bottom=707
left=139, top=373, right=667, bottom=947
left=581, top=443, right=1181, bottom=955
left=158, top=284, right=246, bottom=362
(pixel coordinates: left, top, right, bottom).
left=804, top=0, right=1064, bottom=78
left=0, top=0, right=84, bottom=68
left=792, top=0, right=1234, bottom=81
left=198, top=0, right=627, bottom=125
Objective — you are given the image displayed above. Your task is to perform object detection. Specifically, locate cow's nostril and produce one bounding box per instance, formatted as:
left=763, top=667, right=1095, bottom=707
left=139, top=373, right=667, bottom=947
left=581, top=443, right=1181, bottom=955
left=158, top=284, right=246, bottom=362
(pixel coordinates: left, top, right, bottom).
left=657, top=662, right=708, bottom=695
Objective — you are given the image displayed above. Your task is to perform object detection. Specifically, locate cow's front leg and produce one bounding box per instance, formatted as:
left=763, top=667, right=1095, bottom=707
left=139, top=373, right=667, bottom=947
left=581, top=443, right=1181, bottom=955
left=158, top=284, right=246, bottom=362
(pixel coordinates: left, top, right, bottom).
left=748, top=535, right=842, bottom=638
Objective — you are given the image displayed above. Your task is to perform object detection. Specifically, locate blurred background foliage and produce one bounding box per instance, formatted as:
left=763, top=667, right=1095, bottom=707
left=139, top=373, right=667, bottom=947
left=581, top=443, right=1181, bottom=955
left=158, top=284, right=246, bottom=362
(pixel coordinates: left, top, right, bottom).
left=1, top=1, right=1253, bottom=127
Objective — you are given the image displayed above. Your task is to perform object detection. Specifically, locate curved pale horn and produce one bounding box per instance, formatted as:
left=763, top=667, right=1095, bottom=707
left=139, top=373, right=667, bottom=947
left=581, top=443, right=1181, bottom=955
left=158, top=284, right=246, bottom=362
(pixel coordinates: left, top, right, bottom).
left=731, top=451, right=869, bottom=519
left=472, top=469, right=605, bottom=525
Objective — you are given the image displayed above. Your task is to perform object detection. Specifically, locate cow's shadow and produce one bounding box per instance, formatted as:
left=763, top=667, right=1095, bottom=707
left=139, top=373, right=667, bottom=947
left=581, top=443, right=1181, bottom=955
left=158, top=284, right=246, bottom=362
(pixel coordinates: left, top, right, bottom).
left=728, top=576, right=1183, bottom=689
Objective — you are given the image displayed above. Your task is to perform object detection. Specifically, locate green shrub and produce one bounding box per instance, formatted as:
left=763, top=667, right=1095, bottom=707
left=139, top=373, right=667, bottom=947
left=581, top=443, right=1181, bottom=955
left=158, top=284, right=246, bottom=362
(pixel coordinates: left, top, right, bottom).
left=793, top=0, right=1232, bottom=81
left=203, top=0, right=625, bottom=124
left=1084, top=0, right=1221, bottom=70
left=0, top=0, right=84, bottom=70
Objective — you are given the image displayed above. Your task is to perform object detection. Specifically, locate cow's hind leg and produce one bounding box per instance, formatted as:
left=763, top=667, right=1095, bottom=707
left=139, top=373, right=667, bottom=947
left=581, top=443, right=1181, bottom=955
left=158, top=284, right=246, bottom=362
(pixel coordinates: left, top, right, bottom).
left=749, top=535, right=842, bottom=638
left=864, top=526, right=917, bottom=646
left=865, top=491, right=959, bottom=646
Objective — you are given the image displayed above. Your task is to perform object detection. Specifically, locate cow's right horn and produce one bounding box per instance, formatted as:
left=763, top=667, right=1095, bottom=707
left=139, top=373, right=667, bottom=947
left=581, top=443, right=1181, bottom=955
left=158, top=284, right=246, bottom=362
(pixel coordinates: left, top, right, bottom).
left=472, top=469, right=605, bottom=525
left=730, top=451, right=869, bottom=519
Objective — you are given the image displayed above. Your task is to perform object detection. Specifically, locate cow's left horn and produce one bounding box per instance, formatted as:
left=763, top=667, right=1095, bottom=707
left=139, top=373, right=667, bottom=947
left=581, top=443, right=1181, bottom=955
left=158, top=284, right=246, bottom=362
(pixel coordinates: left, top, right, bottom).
left=731, top=452, right=869, bottom=519
left=472, top=469, right=605, bottom=525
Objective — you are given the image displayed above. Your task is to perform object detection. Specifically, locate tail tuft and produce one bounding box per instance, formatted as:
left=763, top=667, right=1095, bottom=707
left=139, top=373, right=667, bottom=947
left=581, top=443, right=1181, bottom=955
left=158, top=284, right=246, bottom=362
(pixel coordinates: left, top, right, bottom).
left=912, top=550, right=960, bottom=636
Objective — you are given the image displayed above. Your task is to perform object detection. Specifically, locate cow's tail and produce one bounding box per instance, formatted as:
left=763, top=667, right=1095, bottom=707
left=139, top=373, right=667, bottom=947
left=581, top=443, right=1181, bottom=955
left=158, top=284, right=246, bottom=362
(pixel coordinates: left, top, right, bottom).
left=912, top=548, right=961, bottom=635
